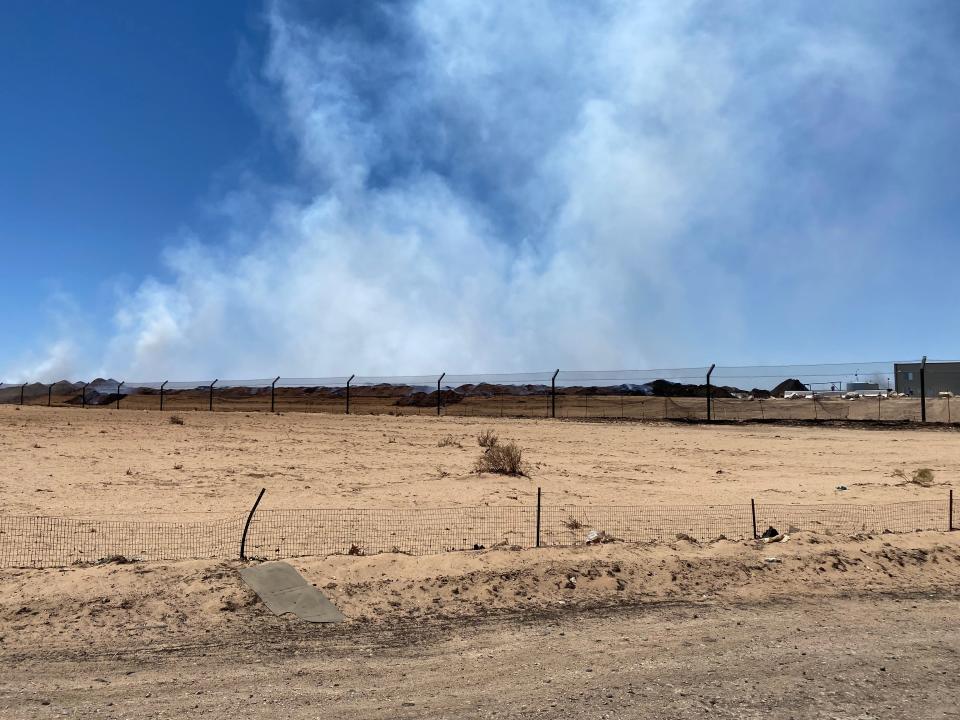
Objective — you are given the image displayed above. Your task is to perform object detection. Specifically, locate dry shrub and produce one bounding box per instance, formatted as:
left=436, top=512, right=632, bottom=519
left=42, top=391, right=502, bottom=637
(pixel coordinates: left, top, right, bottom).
left=437, top=434, right=462, bottom=448
left=477, top=429, right=499, bottom=448
left=169, top=414, right=184, bottom=425
left=475, top=441, right=525, bottom=476
left=563, top=516, right=584, bottom=530
left=911, top=468, right=935, bottom=487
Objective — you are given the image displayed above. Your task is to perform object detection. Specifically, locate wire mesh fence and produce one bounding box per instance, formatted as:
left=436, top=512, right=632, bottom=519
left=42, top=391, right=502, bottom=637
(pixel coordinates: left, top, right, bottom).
left=3, top=359, right=959, bottom=423
left=0, top=498, right=953, bottom=568
left=243, top=507, right=537, bottom=558
left=0, top=515, right=244, bottom=568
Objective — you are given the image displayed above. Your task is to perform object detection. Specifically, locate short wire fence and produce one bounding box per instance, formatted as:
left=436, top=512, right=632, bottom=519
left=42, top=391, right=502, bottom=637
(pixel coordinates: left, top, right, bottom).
left=1, top=495, right=954, bottom=568
left=3, top=358, right=960, bottom=424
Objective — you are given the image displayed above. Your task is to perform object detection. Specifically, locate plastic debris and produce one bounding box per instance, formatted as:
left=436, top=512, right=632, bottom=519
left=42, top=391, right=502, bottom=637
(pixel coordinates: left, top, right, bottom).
left=762, top=533, right=790, bottom=544
left=585, top=530, right=617, bottom=545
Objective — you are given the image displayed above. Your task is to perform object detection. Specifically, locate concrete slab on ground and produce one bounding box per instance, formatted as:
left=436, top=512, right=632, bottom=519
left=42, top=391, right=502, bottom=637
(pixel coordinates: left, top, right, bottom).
left=239, top=561, right=344, bottom=623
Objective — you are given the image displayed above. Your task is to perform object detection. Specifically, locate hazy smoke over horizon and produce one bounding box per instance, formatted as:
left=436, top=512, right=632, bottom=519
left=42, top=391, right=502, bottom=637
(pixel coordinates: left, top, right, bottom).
left=7, top=1, right=957, bottom=382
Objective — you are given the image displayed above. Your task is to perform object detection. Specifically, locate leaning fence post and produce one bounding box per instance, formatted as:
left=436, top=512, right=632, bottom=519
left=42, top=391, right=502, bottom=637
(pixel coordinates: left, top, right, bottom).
left=536, top=487, right=542, bottom=548
left=345, top=374, right=354, bottom=414
left=270, top=376, right=280, bottom=413
left=159, top=380, right=168, bottom=411
left=920, top=355, right=927, bottom=422
left=240, top=488, right=266, bottom=560
left=437, top=372, right=445, bottom=417
left=706, top=363, right=715, bottom=422
left=551, top=369, right=559, bottom=418
left=47, top=383, right=53, bottom=407
left=209, top=379, right=218, bottom=411
left=116, top=381, right=124, bottom=410
left=750, top=498, right=758, bottom=539
left=19, top=383, right=25, bottom=406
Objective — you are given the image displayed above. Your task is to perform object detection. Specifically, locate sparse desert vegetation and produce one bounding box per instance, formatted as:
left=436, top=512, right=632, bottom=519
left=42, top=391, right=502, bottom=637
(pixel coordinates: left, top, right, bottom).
left=476, top=428, right=498, bottom=448
left=437, top=433, right=461, bottom=448
left=474, top=438, right=526, bottom=476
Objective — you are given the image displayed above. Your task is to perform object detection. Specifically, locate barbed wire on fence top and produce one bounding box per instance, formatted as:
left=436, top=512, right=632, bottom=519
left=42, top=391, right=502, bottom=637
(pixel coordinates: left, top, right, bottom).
left=0, top=359, right=939, bottom=391
left=276, top=376, right=352, bottom=388
left=1, top=499, right=952, bottom=568
left=215, top=378, right=278, bottom=389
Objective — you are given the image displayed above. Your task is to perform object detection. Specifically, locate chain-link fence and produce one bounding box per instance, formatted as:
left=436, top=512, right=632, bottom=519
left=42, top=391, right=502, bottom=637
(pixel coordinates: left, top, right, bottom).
left=1, top=497, right=953, bottom=568
left=3, top=359, right=959, bottom=423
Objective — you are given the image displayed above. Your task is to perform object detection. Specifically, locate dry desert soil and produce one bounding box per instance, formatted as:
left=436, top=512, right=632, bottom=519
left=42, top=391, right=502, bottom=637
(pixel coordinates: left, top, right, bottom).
left=1, top=407, right=959, bottom=719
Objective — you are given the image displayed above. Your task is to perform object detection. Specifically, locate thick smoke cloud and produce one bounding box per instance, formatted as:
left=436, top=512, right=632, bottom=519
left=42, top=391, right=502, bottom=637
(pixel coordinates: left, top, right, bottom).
left=9, top=0, right=960, bottom=381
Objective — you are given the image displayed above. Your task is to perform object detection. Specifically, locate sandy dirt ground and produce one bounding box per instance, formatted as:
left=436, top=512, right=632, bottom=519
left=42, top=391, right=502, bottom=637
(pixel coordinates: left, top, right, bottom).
left=2, top=532, right=960, bottom=718
left=2, top=408, right=960, bottom=718
left=0, top=406, right=957, bottom=517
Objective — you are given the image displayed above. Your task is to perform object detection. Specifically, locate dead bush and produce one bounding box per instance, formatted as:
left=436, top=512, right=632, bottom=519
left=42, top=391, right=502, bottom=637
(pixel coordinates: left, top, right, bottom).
left=563, top=516, right=584, bottom=530
left=169, top=415, right=184, bottom=425
left=475, top=441, right=526, bottom=476
left=437, top=434, right=462, bottom=448
left=477, top=429, right=499, bottom=448
left=911, top=468, right=935, bottom=487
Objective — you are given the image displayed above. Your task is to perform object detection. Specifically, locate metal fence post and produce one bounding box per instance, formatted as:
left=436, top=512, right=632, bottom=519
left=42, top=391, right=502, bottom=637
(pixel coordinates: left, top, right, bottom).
left=81, top=382, right=89, bottom=408
left=437, top=372, right=445, bottom=416
left=240, top=488, right=266, bottom=560
left=116, top=381, right=124, bottom=410
left=159, top=380, right=168, bottom=411
left=47, top=383, right=53, bottom=407
left=706, top=363, right=715, bottom=422
left=345, top=374, right=354, bottom=414
left=920, top=355, right=927, bottom=422
left=209, top=379, right=218, bottom=411
left=950, top=489, right=954, bottom=532
left=536, top=487, right=542, bottom=548
left=270, top=376, right=280, bottom=413
left=551, top=369, right=559, bottom=418
left=751, top=498, right=758, bottom=539
left=19, top=383, right=25, bottom=406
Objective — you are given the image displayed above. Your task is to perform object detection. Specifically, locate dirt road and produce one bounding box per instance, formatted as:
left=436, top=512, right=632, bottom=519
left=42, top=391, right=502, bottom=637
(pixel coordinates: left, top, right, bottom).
left=4, top=592, right=958, bottom=720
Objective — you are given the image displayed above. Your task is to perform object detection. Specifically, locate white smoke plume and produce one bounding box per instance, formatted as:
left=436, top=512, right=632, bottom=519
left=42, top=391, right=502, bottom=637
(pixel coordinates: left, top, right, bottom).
left=7, top=1, right=956, bottom=381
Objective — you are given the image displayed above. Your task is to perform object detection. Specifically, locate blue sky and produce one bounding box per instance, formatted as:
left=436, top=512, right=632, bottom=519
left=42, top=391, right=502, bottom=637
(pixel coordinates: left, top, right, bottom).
left=2, top=1, right=960, bottom=381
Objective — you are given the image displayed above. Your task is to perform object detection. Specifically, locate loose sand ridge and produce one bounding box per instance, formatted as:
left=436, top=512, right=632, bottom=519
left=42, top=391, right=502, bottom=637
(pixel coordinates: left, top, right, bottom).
left=2, top=531, right=958, bottom=657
